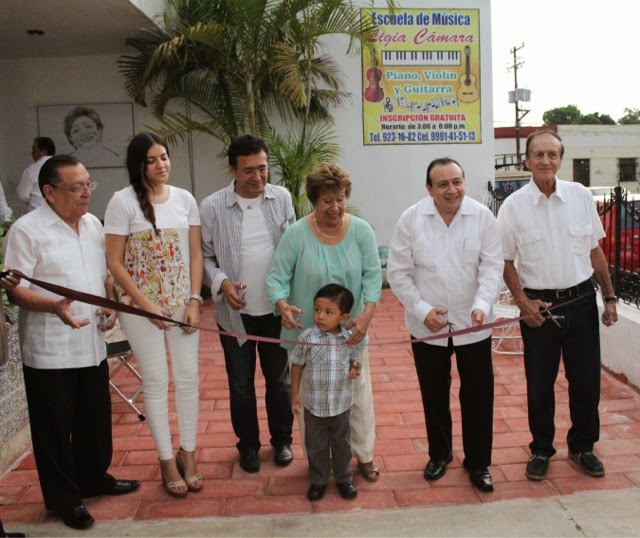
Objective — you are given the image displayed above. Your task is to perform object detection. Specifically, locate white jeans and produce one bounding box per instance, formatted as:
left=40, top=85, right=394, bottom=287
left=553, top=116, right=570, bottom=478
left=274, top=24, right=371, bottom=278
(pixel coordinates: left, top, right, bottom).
left=295, top=347, right=376, bottom=463
left=119, top=307, right=200, bottom=460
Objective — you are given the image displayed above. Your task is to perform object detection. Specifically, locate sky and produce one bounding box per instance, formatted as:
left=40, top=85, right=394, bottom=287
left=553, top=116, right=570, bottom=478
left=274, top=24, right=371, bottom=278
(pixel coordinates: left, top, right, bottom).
left=490, top=0, right=639, bottom=127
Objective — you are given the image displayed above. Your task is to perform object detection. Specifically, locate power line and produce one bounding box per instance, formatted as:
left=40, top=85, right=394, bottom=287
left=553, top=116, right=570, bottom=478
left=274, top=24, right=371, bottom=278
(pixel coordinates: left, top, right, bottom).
left=507, top=43, right=530, bottom=169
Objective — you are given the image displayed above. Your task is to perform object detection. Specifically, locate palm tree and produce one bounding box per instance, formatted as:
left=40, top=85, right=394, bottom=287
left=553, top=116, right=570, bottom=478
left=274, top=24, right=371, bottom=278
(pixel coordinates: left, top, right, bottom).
left=120, top=0, right=276, bottom=143
left=266, top=123, right=340, bottom=216
left=118, top=0, right=393, bottom=215
left=265, top=0, right=370, bottom=215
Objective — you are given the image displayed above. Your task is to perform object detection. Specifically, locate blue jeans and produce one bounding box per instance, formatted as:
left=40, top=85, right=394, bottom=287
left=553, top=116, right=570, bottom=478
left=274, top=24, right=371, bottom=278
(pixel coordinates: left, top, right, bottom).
left=520, top=291, right=601, bottom=457
left=218, top=313, right=293, bottom=452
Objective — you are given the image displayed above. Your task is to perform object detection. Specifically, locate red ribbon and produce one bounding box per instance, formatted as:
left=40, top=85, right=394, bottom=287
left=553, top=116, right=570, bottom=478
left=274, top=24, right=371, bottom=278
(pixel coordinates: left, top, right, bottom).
left=0, top=270, right=593, bottom=347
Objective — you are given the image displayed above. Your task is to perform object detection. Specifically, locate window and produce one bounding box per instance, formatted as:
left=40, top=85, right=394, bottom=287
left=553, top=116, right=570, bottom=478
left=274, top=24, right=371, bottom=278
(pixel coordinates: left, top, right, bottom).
left=573, top=159, right=590, bottom=186
left=618, top=158, right=637, bottom=182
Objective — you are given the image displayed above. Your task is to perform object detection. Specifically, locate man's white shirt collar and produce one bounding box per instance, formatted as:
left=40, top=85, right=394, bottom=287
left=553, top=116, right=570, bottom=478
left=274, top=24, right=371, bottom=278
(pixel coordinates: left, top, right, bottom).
left=527, top=177, right=567, bottom=206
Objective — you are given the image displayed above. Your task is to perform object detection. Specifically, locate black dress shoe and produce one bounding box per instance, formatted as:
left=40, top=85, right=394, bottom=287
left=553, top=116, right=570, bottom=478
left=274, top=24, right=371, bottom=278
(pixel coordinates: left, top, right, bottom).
left=274, top=444, right=293, bottom=467
left=239, top=448, right=260, bottom=473
left=103, top=479, right=141, bottom=495
left=423, top=454, right=453, bottom=481
left=525, top=454, right=550, bottom=481
left=307, top=484, right=326, bottom=501
left=569, top=451, right=605, bottom=477
left=58, top=505, right=95, bottom=530
left=468, top=468, right=494, bottom=492
left=337, top=482, right=357, bottom=500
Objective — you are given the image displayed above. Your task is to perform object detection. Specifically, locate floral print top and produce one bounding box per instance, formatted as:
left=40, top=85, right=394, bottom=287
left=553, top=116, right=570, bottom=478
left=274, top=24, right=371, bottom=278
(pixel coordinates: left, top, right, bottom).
left=119, top=227, right=190, bottom=309
left=104, top=186, right=200, bottom=310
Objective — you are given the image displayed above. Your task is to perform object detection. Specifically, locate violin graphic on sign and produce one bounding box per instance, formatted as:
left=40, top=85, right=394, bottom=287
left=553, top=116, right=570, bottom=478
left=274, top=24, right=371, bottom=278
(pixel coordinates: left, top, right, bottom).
left=364, top=47, right=384, bottom=103
left=457, top=45, right=479, bottom=103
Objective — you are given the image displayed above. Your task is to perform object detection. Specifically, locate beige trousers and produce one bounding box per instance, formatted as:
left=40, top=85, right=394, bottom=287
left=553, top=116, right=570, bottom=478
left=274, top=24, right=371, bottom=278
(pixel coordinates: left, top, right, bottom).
left=294, top=347, right=376, bottom=463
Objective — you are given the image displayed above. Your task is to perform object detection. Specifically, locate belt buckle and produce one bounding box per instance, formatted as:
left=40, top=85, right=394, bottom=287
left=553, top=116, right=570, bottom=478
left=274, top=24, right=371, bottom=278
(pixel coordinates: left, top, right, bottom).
left=554, top=288, right=570, bottom=299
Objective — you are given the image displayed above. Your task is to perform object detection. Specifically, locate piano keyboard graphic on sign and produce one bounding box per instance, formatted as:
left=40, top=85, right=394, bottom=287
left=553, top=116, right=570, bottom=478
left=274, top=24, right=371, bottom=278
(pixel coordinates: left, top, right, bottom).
left=381, top=50, right=461, bottom=67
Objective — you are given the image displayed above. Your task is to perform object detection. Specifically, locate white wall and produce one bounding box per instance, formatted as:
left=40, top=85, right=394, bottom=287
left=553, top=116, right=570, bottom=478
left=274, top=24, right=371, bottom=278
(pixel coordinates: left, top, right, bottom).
left=130, top=0, right=167, bottom=21
left=558, top=125, right=640, bottom=187
left=495, top=137, right=517, bottom=156
left=0, top=55, right=228, bottom=220
left=495, top=125, right=640, bottom=188
left=599, top=299, right=640, bottom=390
left=0, top=0, right=494, bottom=246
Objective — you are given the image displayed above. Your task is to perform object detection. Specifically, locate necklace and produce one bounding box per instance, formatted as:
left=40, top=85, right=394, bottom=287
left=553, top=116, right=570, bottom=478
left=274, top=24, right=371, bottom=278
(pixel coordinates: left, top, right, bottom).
left=313, top=213, right=344, bottom=239
left=236, top=193, right=262, bottom=210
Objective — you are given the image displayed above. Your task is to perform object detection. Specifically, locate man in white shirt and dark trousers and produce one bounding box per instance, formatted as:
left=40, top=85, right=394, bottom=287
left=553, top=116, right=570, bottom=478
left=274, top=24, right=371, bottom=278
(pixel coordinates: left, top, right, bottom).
left=497, top=131, right=617, bottom=481
left=4, top=155, right=140, bottom=531
left=387, top=157, right=503, bottom=492
left=16, top=137, right=55, bottom=212
left=200, top=135, right=294, bottom=473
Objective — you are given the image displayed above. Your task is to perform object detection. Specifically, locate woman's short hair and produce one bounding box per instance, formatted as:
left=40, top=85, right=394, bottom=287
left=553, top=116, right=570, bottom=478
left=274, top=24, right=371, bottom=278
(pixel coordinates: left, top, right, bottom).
left=306, top=162, right=352, bottom=205
left=63, top=106, right=104, bottom=144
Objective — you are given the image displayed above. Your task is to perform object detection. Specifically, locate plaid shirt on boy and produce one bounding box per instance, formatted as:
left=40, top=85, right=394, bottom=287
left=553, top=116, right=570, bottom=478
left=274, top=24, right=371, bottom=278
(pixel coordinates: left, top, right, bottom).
left=291, top=325, right=361, bottom=417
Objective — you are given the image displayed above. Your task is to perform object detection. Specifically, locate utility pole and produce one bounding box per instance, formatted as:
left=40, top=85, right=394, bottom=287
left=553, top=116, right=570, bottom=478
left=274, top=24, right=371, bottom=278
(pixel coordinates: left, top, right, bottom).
left=508, top=44, right=530, bottom=169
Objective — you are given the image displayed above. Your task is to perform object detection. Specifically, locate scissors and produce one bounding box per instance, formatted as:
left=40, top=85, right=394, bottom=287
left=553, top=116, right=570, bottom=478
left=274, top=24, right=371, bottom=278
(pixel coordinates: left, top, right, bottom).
left=539, top=304, right=564, bottom=328
left=438, top=313, right=455, bottom=331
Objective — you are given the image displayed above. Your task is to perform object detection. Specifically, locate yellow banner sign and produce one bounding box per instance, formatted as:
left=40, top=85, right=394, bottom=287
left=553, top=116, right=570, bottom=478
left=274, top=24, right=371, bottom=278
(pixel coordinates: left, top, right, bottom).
left=362, top=8, right=481, bottom=145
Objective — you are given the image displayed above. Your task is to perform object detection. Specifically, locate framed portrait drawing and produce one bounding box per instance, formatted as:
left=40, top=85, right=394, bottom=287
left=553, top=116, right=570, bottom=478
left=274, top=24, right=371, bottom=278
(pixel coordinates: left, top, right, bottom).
left=37, top=102, right=134, bottom=168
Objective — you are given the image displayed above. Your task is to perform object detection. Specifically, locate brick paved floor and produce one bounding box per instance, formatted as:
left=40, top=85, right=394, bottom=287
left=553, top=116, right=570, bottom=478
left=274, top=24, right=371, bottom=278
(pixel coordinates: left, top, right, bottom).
left=2, top=289, right=639, bottom=524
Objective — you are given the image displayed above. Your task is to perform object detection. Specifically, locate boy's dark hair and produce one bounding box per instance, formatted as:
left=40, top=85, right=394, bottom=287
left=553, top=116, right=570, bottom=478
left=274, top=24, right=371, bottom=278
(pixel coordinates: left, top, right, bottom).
left=314, top=283, right=354, bottom=315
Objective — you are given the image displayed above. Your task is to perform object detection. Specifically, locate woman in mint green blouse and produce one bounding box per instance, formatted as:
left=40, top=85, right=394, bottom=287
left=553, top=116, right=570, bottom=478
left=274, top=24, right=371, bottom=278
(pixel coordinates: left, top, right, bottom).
left=266, top=162, right=382, bottom=482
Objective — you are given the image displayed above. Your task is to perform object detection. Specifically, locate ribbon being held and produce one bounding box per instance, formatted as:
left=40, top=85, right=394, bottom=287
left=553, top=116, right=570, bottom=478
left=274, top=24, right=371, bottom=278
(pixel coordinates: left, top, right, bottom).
left=0, top=269, right=593, bottom=348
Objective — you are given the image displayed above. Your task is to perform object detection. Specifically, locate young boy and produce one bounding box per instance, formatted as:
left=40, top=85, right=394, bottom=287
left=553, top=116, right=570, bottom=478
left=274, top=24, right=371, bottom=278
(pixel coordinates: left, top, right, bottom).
left=290, top=283, right=362, bottom=502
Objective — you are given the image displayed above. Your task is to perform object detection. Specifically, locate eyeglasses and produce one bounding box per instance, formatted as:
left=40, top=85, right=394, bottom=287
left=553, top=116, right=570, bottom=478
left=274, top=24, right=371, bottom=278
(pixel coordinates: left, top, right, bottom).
left=49, top=181, right=98, bottom=194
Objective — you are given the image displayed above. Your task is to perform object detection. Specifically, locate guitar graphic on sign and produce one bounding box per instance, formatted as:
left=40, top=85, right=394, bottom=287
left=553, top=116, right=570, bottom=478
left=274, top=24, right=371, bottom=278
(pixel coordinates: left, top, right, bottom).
left=457, top=45, right=479, bottom=103
left=364, top=47, right=384, bottom=103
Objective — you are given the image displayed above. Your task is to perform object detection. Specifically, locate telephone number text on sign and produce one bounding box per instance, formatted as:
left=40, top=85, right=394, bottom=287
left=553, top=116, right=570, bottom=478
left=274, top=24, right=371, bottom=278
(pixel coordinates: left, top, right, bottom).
left=369, top=129, right=477, bottom=143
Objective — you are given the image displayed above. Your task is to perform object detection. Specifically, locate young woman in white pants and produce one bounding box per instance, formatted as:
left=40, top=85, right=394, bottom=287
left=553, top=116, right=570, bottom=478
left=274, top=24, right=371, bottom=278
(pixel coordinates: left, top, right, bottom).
left=105, top=132, right=203, bottom=497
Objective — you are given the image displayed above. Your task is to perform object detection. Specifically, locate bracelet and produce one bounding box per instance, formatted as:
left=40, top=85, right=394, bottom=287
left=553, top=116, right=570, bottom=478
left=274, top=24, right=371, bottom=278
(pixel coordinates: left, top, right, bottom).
left=189, top=294, right=203, bottom=304
left=603, top=296, right=617, bottom=303
left=278, top=302, right=291, bottom=314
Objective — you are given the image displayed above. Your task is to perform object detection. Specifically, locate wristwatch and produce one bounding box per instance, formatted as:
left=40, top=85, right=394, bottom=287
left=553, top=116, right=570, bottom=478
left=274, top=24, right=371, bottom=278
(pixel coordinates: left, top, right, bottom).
left=189, top=293, right=204, bottom=304
left=603, top=296, right=617, bottom=303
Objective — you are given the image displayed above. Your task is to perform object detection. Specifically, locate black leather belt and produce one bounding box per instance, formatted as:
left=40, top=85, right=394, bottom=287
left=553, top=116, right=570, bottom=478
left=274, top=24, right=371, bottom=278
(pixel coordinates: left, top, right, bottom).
left=524, top=279, right=593, bottom=302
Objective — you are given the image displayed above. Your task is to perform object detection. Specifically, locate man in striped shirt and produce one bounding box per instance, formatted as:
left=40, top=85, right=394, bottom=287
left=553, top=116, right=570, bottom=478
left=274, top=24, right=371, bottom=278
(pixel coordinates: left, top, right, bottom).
left=200, top=135, right=295, bottom=474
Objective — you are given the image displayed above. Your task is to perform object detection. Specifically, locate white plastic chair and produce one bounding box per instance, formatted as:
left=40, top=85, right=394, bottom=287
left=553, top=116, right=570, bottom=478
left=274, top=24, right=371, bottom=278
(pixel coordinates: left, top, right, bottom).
left=491, top=287, right=523, bottom=355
